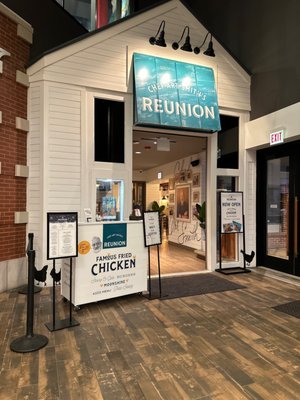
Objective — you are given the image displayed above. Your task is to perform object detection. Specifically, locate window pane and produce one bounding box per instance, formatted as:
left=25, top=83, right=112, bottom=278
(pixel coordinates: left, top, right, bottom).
left=266, top=157, right=289, bottom=260
left=217, top=115, right=239, bottom=169
left=96, top=179, right=123, bottom=221
left=94, top=98, right=124, bottom=163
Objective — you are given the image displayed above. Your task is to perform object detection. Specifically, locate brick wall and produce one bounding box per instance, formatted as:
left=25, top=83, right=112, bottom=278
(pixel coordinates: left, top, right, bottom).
left=0, top=11, right=30, bottom=262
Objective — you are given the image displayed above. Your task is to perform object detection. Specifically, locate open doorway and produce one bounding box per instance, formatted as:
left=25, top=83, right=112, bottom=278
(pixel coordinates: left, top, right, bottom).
left=132, top=129, right=207, bottom=275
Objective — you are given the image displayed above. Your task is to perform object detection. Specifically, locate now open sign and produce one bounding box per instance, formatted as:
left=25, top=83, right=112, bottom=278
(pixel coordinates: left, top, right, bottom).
left=270, top=129, right=284, bottom=145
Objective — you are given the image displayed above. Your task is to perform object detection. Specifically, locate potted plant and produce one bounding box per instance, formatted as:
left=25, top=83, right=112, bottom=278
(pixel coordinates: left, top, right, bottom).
left=151, top=200, right=165, bottom=216
left=194, top=201, right=206, bottom=230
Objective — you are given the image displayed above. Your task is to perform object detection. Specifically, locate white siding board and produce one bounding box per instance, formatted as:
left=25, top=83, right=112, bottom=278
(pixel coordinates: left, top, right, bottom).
left=49, top=133, right=81, bottom=142
left=49, top=125, right=81, bottom=134
left=48, top=137, right=80, bottom=146
left=48, top=158, right=80, bottom=167
left=27, top=84, right=43, bottom=246
left=49, top=104, right=80, bottom=113
left=49, top=111, right=80, bottom=123
left=46, top=65, right=126, bottom=86
left=49, top=119, right=80, bottom=129
left=46, top=85, right=81, bottom=212
left=49, top=164, right=80, bottom=172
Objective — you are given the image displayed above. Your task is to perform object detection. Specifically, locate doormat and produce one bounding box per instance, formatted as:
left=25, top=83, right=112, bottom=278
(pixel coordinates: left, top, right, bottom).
left=148, top=273, right=246, bottom=300
left=273, top=300, right=300, bottom=319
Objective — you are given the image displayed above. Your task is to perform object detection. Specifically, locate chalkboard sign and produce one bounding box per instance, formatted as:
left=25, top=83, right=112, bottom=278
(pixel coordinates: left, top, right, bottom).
left=143, top=211, right=162, bottom=247
left=47, top=212, right=78, bottom=260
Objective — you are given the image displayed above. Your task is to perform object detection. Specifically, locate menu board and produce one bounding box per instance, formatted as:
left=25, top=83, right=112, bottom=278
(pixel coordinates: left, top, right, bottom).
left=220, top=192, right=244, bottom=234
left=143, top=211, right=162, bottom=246
left=47, top=212, right=78, bottom=259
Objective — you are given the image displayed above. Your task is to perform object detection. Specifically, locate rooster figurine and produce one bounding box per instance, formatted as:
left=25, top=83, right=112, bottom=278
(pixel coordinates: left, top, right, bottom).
left=240, top=250, right=255, bottom=266
left=34, top=265, right=48, bottom=286
left=50, top=267, right=61, bottom=285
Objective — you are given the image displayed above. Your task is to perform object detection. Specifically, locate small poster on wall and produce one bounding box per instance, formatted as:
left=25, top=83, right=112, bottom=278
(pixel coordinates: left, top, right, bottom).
left=47, top=212, right=78, bottom=260
left=192, top=173, right=200, bottom=187
left=175, top=184, right=190, bottom=221
left=220, top=192, right=244, bottom=233
left=143, top=211, right=162, bottom=246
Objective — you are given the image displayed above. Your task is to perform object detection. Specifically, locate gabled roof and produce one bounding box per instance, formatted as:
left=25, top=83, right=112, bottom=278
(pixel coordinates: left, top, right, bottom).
left=30, top=0, right=249, bottom=79
left=28, top=0, right=250, bottom=85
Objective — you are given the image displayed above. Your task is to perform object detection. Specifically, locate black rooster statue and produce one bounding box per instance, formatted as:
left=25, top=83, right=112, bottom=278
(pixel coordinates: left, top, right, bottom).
left=34, top=265, right=48, bottom=286
left=240, top=250, right=255, bottom=266
left=50, top=267, right=61, bottom=285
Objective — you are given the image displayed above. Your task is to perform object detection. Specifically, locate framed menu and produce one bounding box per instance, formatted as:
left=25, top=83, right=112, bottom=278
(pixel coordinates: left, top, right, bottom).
left=143, top=211, right=162, bottom=247
left=47, top=212, right=78, bottom=260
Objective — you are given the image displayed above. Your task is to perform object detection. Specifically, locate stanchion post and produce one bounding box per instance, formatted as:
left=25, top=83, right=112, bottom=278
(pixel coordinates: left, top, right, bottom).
left=52, top=259, right=56, bottom=329
left=26, top=249, right=35, bottom=337
left=10, top=249, right=48, bottom=353
left=18, top=233, right=42, bottom=295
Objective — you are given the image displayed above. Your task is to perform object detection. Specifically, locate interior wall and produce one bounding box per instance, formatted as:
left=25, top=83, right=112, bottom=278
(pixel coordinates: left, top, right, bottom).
left=136, top=151, right=206, bottom=251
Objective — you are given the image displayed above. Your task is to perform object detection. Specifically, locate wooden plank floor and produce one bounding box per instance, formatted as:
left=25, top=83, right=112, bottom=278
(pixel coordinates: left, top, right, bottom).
left=150, top=237, right=206, bottom=276
left=1, top=271, right=300, bottom=399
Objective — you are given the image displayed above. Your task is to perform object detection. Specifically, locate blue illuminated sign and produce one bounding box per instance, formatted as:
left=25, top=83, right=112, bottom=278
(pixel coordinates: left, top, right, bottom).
left=133, top=53, right=221, bottom=132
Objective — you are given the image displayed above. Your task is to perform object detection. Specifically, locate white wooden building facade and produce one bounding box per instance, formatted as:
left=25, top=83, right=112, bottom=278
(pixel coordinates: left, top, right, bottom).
left=27, top=0, right=252, bottom=274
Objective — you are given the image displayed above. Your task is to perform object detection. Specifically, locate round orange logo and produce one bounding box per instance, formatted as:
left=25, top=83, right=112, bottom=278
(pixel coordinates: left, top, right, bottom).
left=78, top=240, right=91, bottom=255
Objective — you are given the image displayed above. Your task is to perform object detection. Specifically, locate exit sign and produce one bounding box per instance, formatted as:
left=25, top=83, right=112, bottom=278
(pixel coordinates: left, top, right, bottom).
left=270, top=129, right=284, bottom=145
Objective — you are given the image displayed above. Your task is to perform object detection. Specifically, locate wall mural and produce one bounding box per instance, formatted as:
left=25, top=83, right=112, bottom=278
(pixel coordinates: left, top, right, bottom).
left=166, top=152, right=206, bottom=251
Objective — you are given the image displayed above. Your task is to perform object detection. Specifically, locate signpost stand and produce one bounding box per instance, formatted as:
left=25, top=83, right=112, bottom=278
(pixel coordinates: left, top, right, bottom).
left=45, top=212, right=80, bottom=331
left=143, top=211, right=162, bottom=299
left=216, top=192, right=251, bottom=275
left=45, top=258, right=79, bottom=331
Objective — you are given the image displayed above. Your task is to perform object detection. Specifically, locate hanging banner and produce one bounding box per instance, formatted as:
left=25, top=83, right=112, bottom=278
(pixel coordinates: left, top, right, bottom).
left=220, top=192, right=244, bottom=234
left=133, top=53, right=221, bottom=132
left=47, top=212, right=78, bottom=259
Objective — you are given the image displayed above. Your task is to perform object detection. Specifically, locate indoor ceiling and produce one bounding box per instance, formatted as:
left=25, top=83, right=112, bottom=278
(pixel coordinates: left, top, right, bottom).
left=133, top=130, right=207, bottom=171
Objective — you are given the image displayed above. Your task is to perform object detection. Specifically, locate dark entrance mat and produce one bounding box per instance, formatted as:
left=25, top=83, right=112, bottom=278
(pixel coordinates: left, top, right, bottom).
left=149, top=273, right=246, bottom=300
left=273, top=300, right=300, bottom=319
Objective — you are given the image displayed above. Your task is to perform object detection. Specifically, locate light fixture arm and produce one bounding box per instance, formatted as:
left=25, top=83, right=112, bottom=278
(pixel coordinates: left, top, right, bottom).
left=194, top=32, right=210, bottom=54
left=172, top=26, right=190, bottom=50
left=154, top=20, right=165, bottom=39
left=149, top=20, right=167, bottom=47
left=178, top=26, right=189, bottom=45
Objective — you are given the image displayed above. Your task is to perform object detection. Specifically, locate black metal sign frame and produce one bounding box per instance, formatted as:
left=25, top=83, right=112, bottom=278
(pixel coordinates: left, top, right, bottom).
left=216, top=191, right=251, bottom=275
left=47, top=212, right=78, bottom=260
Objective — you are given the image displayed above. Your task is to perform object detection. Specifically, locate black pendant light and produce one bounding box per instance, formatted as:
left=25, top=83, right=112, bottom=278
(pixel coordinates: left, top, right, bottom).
left=149, top=20, right=167, bottom=47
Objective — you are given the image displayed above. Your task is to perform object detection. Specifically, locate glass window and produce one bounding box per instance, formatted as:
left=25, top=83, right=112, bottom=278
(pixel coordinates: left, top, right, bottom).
left=217, top=115, right=239, bottom=169
left=94, top=98, right=124, bottom=163
left=96, top=179, right=124, bottom=221
left=266, top=157, right=289, bottom=260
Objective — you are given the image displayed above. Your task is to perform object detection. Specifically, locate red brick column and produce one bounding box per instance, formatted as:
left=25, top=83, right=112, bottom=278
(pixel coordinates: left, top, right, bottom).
left=0, top=11, right=30, bottom=262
